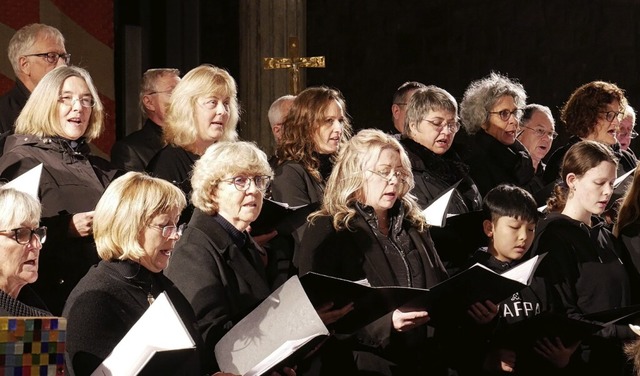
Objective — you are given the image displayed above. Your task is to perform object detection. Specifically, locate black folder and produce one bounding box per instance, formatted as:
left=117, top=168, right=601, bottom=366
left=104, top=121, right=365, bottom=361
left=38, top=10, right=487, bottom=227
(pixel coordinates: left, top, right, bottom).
left=250, top=199, right=318, bottom=236
left=497, top=312, right=603, bottom=348
left=300, top=272, right=424, bottom=334
left=301, top=256, right=543, bottom=331
left=582, top=304, right=640, bottom=325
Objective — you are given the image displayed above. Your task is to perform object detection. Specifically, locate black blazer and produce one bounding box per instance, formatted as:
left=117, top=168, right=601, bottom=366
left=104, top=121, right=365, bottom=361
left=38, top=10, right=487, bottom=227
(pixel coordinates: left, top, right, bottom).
left=110, top=119, right=164, bottom=172
left=165, top=209, right=272, bottom=359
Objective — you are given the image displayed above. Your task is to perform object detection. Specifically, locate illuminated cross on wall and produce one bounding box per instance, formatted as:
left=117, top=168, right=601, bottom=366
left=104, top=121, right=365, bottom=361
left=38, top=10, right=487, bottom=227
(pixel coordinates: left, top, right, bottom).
left=263, top=36, right=325, bottom=95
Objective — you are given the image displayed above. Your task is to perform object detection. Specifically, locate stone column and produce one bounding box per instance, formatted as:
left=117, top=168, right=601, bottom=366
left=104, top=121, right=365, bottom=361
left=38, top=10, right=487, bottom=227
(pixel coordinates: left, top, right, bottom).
left=238, top=0, right=305, bottom=156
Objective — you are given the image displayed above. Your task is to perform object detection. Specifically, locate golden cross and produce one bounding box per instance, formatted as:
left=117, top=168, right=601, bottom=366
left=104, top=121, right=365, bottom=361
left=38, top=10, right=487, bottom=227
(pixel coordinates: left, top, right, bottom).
left=263, top=36, right=325, bottom=95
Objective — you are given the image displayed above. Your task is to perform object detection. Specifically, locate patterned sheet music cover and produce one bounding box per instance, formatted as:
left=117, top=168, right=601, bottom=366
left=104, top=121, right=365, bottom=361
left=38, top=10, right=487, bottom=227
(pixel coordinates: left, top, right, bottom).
left=0, top=317, right=66, bottom=376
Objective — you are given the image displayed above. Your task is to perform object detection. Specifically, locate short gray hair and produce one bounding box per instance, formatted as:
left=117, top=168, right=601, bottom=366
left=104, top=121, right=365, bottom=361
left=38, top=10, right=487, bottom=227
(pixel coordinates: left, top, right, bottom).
left=139, top=68, right=180, bottom=116
left=0, top=187, right=41, bottom=230
left=8, top=24, right=65, bottom=76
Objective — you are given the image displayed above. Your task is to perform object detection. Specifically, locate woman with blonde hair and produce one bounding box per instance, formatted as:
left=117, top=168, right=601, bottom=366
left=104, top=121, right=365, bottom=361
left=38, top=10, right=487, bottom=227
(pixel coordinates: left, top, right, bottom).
left=298, top=128, right=449, bottom=375
left=147, top=64, right=239, bottom=221
left=0, top=65, right=119, bottom=315
left=63, top=172, right=221, bottom=375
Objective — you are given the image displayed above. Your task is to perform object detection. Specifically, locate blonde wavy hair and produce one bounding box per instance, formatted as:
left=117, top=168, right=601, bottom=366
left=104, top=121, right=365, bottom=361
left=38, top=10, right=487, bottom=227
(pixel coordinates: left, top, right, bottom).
left=15, top=66, right=104, bottom=141
left=93, top=172, right=186, bottom=261
left=275, top=86, right=352, bottom=183
left=163, top=64, right=239, bottom=153
left=310, top=128, right=426, bottom=232
left=191, top=141, right=273, bottom=215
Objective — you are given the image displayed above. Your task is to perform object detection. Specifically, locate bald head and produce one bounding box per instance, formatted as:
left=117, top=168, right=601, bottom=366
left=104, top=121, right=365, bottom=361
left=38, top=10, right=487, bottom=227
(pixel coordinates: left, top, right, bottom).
left=268, top=95, right=295, bottom=142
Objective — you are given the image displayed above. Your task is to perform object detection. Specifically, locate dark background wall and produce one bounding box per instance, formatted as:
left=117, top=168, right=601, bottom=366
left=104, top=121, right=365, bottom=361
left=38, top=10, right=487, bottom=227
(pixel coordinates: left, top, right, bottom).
left=306, top=0, right=640, bottom=156
left=114, top=0, right=640, bottom=156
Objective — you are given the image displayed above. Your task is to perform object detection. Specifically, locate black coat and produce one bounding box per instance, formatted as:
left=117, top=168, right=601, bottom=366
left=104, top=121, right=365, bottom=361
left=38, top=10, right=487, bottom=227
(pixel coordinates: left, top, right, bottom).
left=531, top=213, right=636, bottom=376
left=298, top=211, right=450, bottom=375
left=0, top=134, right=119, bottom=315
left=400, top=138, right=482, bottom=214
left=110, top=119, right=164, bottom=172
left=0, top=79, right=29, bottom=134
left=146, top=145, right=199, bottom=222
left=271, top=160, right=324, bottom=206
left=465, top=130, right=536, bottom=197
left=63, top=260, right=208, bottom=376
left=164, top=209, right=273, bottom=362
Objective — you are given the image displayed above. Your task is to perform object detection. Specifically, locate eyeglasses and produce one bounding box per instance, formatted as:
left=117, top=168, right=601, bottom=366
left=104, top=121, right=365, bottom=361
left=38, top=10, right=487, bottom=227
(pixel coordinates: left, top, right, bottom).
left=422, top=119, right=460, bottom=133
left=59, top=95, right=96, bottom=108
left=619, top=130, right=639, bottom=139
left=520, top=125, right=558, bottom=139
left=367, top=169, right=409, bottom=183
left=0, top=226, right=47, bottom=245
left=24, top=52, right=71, bottom=65
left=221, top=176, right=272, bottom=191
left=600, top=111, right=625, bottom=123
left=148, top=89, right=174, bottom=96
left=394, top=102, right=407, bottom=106
left=488, top=109, right=524, bottom=122
left=148, top=223, right=186, bottom=238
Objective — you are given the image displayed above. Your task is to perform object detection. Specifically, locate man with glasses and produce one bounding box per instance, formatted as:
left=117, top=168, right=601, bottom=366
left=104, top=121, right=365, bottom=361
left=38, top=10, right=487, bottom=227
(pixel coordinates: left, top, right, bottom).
left=110, top=68, right=181, bottom=171
left=517, top=104, right=557, bottom=174
left=0, top=24, right=68, bottom=135
left=391, top=81, right=426, bottom=136
left=617, top=105, right=638, bottom=155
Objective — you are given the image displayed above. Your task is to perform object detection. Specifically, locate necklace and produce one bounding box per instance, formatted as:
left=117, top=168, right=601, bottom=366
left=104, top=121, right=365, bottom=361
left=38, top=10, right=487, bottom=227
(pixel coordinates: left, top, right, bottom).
left=147, top=292, right=155, bottom=305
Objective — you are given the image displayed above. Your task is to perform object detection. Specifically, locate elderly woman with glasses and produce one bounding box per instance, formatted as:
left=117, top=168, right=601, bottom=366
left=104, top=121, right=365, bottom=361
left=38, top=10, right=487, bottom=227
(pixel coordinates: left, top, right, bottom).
left=165, top=141, right=299, bottom=375
left=400, top=86, right=481, bottom=214
left=63, top=172, right=222, bottom=375
left=543, top=81, right=637, bottom=186
left=0, top=66, right=119, bottom=315
left=0, top=187, right=49, bottom=316
left=298, top=129, right=450, bottom=375
left=460, top=72, right=536, bottom=198
left=147, top=64, right=239, bottom=223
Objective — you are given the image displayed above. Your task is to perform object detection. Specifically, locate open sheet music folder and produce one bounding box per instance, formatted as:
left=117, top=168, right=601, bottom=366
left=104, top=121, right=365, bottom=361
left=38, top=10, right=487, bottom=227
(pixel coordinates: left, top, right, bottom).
left=215, top=276, right=330, bottom=376
left=302, top=254, right=545, bottom=330
left=250, top=199, right=318, bottom=235
left=91, top=292, right=196, bottom=376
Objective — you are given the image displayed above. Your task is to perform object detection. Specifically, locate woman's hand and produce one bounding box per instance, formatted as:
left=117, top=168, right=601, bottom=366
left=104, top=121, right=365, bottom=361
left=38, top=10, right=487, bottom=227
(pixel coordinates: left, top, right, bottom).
left=68, top=211, right=95, bottom=237
left=534, top=337, right=580, bottom=369
left=483, top=348, right=516, bottom=372
left=392, top=308, right=430, bottom=332
left=316, top=301, right=354, bottom=325
left=467, top=300, right=499, bottom=325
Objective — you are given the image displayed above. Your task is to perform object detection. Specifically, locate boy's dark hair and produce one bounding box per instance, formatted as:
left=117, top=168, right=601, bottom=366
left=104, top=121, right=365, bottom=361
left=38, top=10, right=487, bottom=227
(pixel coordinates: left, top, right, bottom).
left=482, top=184, right=538, bottom=223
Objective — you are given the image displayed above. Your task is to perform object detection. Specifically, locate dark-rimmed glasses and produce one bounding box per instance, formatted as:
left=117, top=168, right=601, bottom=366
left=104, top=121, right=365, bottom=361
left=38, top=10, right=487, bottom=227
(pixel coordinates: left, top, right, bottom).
left=600, top=111, right=624, bottom=123
left=0, top=226, right=47, bottom=245
left=221, top=176, right=272, bottom=191
left=489, top=109, right=524, bottom=122
left=148, top=223, right=186, bottom=238
left=59, top=96, right=96, bottom=108
left=367, top=169, right=409, bottom=183
left=422, top=119, right=460, bottom=133
left=521, top=125, right=558, bottom=139
left=24, top=52, right=71, bottom=65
